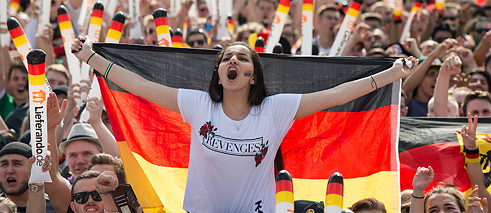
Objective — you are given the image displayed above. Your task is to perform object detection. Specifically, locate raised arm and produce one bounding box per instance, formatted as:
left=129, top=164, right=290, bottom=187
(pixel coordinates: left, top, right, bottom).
left=473, top=31, right=491, bottom=67
left=71, top=36, right=179, bottom=112
left=87, top=97, right=119, bottom=157
left=462, top=113, right=491, bottom=213
left=45, top=93, right=72, bottom=213
left=402, top=39, right=457, bottom=98
left=409, top=166, right=434, bottom=213
left=433, top=56, right=461, bottom=117
left=294, top=57, right=418, bottom=119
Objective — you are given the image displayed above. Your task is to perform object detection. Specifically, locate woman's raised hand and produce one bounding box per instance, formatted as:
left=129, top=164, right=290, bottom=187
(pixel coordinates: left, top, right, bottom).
left=71, top=35, right=94, bottom=63
left=394, top=56, right=419, bottom=79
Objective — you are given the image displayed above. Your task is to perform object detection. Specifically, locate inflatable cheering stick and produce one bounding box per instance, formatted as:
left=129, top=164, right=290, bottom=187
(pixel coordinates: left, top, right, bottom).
left=275, top=170, right=294, bottom=213
left=105, top=11, right=126, bottom=43
left=325, top=172, right=344, bottom=213
left=153, top=8, right=172, bottom=47
left=255, top=36, right=265, bottom=53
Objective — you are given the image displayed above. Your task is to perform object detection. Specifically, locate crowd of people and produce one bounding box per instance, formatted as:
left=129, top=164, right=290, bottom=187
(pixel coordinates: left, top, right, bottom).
left=0, top=0, right=490, bottom=212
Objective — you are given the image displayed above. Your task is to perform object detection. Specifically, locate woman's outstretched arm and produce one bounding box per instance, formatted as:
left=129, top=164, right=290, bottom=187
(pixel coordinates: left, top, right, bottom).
left=295, top=57, right=418, bottom=119
left=71, top=36, right=179, bottom=112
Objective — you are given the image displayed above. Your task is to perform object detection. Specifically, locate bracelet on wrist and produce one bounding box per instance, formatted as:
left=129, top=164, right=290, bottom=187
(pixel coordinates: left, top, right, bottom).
left=412, top=193, right=425, bottom=199
left=86, top=52, right=96, bottom=65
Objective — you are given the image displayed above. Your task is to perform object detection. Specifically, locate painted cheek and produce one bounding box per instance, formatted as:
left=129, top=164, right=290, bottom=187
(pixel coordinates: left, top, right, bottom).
left=244, top=70, right=253, bottom=77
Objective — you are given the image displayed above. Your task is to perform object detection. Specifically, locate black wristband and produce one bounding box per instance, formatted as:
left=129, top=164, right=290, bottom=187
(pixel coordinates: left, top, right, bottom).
left=86, top=52, right=96, bottom=65
left=412, top=193, right=425, bottom=199
left=465, top=147, right=479, bottom=155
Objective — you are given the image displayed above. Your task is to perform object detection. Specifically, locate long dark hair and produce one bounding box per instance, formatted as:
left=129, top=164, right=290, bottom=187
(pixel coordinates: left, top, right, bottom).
left=208, top=42, right=268, bottom=106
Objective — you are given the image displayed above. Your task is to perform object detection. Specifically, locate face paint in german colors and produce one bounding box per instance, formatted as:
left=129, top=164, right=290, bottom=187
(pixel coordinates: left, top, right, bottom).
left=324, top=172, right=344, bottom=213
left=264, top=0, right=292, bottom=53
left=27, top=49, right=52, bottom=184
left=301, top=0, right=313, bottom=55
left=329, top=0, right=363, bottom=56
left=275, top=170, right=294, bottom=213
left=153, top=8, right=172, bottom=47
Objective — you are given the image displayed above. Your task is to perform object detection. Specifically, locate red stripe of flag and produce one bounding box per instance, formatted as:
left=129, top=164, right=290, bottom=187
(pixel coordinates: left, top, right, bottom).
left=282, top=105, right=396, bottom=179
left=58, top=14, right=70, bottom=23
left=413, top=2, right=422, bottom=9
left=399, top=143, right=469, bottom=193
left=275, top=180, right=293, bottom=193
left=304, top=0, right=313, bottom=4
left=9, top=26, right=24, bottom=39
left=109, top=21, right=124, bottom=32
left=326, top=182, right=343, bottom=196
left=154, top=17, right=168, bottom=27
left=91, top=9, right=104, bottom=18
left=28, top=63, right=46, bottom=75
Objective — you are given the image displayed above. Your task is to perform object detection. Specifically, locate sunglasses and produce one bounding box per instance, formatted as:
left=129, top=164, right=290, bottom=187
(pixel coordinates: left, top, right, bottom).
left=72, top=190, right=102, bottom=204
left=442, top=16, right=457, bottom=21
left=476, top=28, right=490, bottom=33
left=188, top=39, right=205, bottom=47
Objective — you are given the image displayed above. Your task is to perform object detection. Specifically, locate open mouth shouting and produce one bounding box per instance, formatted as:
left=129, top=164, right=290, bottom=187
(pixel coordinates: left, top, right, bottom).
left=227, top=67, right=238, bottom=81
left=6, top=176, right=17, bottom=187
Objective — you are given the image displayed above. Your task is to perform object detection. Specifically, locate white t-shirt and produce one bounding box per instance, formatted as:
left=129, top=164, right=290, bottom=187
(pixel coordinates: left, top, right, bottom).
left=178, top=89, right=301, bottom=213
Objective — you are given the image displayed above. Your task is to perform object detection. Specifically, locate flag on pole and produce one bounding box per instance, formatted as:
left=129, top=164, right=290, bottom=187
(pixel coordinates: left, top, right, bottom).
left=93, top=43, right=401, bottom=212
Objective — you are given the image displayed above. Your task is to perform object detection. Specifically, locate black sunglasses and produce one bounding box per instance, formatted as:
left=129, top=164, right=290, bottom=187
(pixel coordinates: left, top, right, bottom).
left=188, top=39, right=205, bottom=46
left=442, top=16, right=457, bottom=21
left=72, top=190, right=102, bottom=204
left=476, top=28, right=490, bottom=33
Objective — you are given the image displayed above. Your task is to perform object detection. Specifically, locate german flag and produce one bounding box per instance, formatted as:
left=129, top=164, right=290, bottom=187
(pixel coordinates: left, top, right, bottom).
left=93, top=43, right=400, bottom=212
left=399, top=117, right=491, bottom=194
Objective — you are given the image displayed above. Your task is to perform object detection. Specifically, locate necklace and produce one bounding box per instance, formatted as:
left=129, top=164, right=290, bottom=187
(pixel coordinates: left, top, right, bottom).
left=232, top=119, right=242, bottom=131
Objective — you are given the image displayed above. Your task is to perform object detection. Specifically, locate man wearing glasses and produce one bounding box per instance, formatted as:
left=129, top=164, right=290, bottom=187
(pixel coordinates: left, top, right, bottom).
left=70, top=171, right=104, bottom=213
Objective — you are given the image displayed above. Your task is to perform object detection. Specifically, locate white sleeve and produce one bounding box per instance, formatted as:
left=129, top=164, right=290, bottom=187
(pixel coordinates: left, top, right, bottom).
left=269, top=94, right=302, bottom=136
left=177, top=89, right=210, bottom=124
